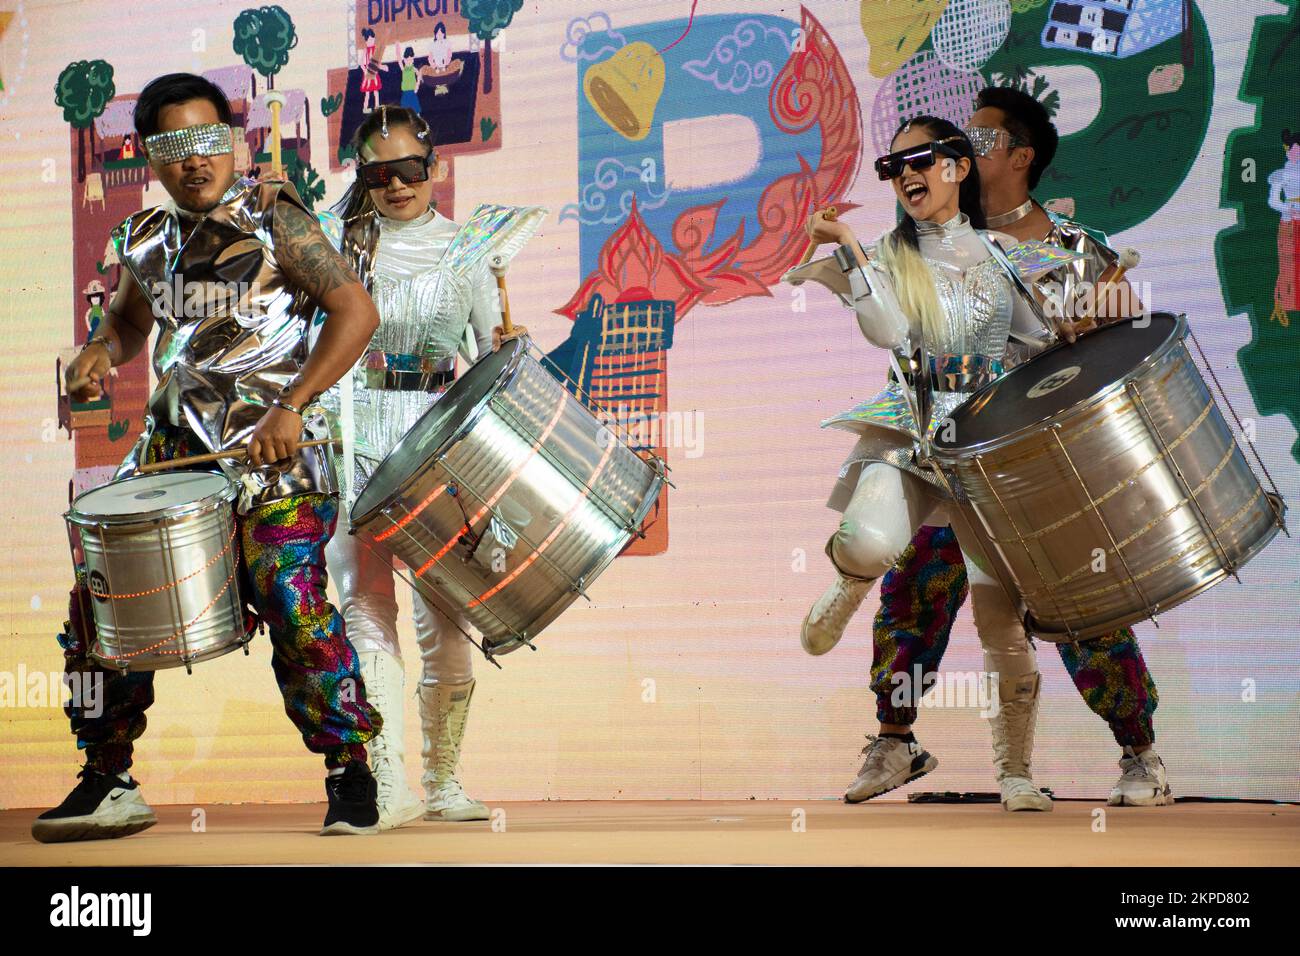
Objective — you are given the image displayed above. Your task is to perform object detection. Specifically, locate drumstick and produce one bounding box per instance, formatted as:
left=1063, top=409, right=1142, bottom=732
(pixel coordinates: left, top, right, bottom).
left=137, top=438, right=340, bottom=474
left=490, top=253, right=525, bottom=341
left=66, top=373, right=95, bottom=395
left=799, top=207, right=838, bottom=265
left=1079, top=247, right=1141, bottom=329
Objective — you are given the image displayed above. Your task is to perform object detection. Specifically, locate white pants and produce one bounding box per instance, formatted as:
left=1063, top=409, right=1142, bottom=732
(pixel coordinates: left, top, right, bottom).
left=326, top=527, right=475, bottom=687
left=832, top=463, right=1037, bottom=681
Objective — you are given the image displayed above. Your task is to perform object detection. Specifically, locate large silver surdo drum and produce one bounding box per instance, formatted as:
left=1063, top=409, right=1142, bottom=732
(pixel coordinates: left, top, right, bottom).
left=66, top=472, right=251, bottom=671
left=350, top=337, right=665, bottom=656
left=932, top=313, right=1286, bottom=641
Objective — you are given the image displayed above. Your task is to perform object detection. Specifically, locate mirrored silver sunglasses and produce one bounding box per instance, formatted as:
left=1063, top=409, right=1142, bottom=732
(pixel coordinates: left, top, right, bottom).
left=144, top=123, right=234, bottom=165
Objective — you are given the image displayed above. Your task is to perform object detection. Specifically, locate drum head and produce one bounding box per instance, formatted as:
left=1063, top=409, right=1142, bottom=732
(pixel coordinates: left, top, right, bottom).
left=934, top=313, right=1182, bottom=455
left=352, top=337, right=524, bottom=526
left=70, top=471, right=234, bottom=523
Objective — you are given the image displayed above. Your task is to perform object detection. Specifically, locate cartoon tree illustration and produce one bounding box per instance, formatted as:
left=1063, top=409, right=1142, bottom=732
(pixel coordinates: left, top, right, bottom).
left=54, top=59, right=115, bottom=183
left=283, top=151, right=326, bottom=210
left=462, top=0, right=523, bottom=94
left=232, top=5, right=298, bottom=91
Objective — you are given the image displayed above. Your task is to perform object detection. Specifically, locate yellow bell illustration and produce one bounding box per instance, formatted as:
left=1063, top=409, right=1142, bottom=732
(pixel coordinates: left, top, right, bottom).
left=861, top=0, right=951, bottom=78
left=583, top=41, right=666, bottom=142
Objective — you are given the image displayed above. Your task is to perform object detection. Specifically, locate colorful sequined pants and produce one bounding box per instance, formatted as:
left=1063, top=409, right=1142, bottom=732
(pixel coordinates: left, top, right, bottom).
left=871, top=524, right=1158, bottom=747
left=60, top=426, right=380, bottom=774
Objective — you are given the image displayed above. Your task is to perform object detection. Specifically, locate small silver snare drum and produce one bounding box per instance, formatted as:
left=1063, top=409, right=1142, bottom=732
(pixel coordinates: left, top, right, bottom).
left=66, top=472, right=251, bottom=672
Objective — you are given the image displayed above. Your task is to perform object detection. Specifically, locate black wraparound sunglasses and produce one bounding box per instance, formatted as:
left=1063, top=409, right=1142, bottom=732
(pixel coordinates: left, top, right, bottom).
left=874, top=136, right=966, bottom=181
left=358, top=153, right=435, bottom=190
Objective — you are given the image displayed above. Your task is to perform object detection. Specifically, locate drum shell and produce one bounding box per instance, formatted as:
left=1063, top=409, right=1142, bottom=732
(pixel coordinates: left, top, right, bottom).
left=67, top=479, right=247, bottom=671
left=353, top=346, right=663, bottom=653
left=935, top=316, right=1283, bottom=640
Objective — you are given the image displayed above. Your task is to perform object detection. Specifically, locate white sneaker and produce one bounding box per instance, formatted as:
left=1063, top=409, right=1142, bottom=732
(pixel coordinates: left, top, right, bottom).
left=801, top=572, right=875, bottom=656
left=1108, top=747, right=1174, bottom=806
left=32, top=768, right=157, bottom=843
left=845, top=735, right=938, bottom=803
left=358, top=650, right=425, bottom=830
left=419, top=680, right=490, bottom=822
left=1000, top=775, right=1053, bottom=812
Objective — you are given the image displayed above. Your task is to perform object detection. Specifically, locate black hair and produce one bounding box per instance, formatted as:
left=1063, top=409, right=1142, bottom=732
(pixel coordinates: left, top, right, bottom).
left=1284, top=129, right=1300, bottom=148
left=434, top=22, right=447, bottom=38
left=362, top=28, right=375, bottom=40
left=332, top=106, right=436, bottom=222
left=133, top=73, right=233, bottom=138
left=404, top=46, right=415, bottom=58
left=975, top=86, right=1059, bottom=190
left=889, top=115, right=986, bottom=255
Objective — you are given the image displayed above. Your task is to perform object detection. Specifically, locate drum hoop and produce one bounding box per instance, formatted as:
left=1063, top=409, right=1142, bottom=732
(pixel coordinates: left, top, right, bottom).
left=65, top=471, right=239, bottom=528
left=932, top=312, right=1187, bottom=461
left=350, top=337, right=530, bottom=530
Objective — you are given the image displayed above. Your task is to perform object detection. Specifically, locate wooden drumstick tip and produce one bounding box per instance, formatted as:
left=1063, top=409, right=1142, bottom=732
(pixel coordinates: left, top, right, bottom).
left=491, top=255, right=526, bottom=340
left=1074, top=246, right=1141, bottom=332
left=798, top=206, right=840, bottom=266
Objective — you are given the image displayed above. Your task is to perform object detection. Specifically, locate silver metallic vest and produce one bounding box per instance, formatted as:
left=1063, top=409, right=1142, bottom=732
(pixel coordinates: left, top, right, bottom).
left=112, top=178, right=335, bottom=512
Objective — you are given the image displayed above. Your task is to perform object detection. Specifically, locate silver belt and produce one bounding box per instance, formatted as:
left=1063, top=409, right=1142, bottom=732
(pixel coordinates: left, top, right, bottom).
left=363, top=350, right=456, bottom=392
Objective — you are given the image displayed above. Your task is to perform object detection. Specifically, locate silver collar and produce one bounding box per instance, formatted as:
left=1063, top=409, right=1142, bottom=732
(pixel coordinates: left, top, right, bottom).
left=984, top=198, right=1035, bottom=229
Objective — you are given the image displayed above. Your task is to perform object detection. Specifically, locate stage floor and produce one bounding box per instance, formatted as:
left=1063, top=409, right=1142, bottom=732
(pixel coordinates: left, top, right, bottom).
left=4, top=799, right=1298, bottom=866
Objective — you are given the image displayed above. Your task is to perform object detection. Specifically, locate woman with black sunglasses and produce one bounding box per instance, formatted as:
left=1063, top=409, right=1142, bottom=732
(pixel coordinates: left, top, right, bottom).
left=321, top=106, right=497, bottom=828
left=788, top=115, right=1056, bottom=812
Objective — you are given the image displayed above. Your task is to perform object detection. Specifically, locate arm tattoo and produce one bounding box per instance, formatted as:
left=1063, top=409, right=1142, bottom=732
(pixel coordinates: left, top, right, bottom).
left=274, top=201, right=360, bottom=305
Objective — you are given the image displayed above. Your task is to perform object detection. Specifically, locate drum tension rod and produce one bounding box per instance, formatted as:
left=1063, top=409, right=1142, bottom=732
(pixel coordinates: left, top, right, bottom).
left=435, top=457, right=595, bottom=604
left=366, top=521, right=516, bottom=668
left=1049, top=422, right=1161, bottom=629
left=1125, top=380, right=1239, bottom=583
left=971, top=453, right=1080, bottom=639
left=1185, top=324, right=1288, bottom=536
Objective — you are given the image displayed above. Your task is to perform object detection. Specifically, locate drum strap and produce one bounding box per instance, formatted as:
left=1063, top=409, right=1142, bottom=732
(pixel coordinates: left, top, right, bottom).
left=980, top=233, right=1060, bottom=347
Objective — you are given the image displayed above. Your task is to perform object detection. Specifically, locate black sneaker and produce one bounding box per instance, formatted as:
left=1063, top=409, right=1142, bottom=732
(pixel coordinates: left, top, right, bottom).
left=321, top=763, right=380, bottom=836
left=31, top=768, right=157, bottom=844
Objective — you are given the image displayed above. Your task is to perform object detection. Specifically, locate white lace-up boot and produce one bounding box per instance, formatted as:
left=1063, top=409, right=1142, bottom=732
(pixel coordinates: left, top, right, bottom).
left=801, top=541, right=876, bottom=656
left=419, top=680, right=490, bottom=821
left=989, top=672, right=1053, bottom=812
left=358, top=650, right=425, bottom=830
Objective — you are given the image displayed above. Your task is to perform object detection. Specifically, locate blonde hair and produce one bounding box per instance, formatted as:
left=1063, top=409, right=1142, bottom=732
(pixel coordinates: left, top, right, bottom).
left=876, top=227, right=946, bottom=348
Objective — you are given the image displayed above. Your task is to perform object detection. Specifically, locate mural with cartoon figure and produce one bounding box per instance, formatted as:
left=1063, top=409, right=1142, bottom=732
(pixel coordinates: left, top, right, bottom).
left=324, top=3, right=514, bottom=215
left=53, top=57, right=145, bottom=488
left=1217, top=0, right=1300, bottom=463
left=1270, top=129, right=1300, bottom=321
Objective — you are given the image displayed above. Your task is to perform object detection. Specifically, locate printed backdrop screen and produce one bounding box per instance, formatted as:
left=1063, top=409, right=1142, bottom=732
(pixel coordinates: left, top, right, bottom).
left=1, top=0, right=1296, bottom=808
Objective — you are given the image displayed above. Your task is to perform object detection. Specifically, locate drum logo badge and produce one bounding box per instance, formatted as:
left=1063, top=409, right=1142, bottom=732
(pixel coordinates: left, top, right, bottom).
left=87, top=570, right=110, bottom=603
left=1027, top=366, right=1082, bottom=399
